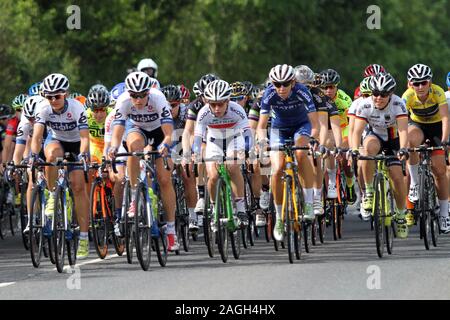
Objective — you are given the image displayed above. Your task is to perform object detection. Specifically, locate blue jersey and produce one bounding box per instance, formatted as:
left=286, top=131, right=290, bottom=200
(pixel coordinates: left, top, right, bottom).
left=260, top=83, right=316, bottom=128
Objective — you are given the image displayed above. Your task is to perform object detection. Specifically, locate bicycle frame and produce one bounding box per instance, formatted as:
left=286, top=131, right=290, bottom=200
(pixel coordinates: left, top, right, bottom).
left=215, top=163, right=237, bottom=232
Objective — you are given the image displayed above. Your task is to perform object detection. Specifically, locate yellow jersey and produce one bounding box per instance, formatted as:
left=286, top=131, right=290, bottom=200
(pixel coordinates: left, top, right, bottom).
left=402, top=84, right=447, bottom=124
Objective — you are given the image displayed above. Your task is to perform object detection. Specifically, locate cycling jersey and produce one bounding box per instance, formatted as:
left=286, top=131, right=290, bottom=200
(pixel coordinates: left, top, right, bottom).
left=332, top=89, right=352, bottom=128
left=173, top=103, right=188, bottom=130
left=402, top=84, right=447, bottom=124
left=260, top=83, right=316, bottom=128
left=16, top=115, right=33, bottom=145
left=348, top=96, right=366, bottom=117
left=6, top=116, right=19, bottom=137
left=186, top=97, right=205, bottom=121
left=310, top=86, right=339, bottom=118
left=445, top=91, right=450, bottom=113
left=113, top=89, right=173, bottom=131
left=35, top=98, right=88, bottom=142
left=354, top=95, right=408, bottom=141
left=87, top=107, right=112, bottom=163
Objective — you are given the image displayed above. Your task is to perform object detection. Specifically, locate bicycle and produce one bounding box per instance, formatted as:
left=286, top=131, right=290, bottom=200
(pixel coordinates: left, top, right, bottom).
left=241, top=157, right=260, bottom=248
left=0, top=168, right=18, bottom=239
left=408, top=140, right=449, bottom=250
left=89, top=157, right=125, bottom=259
left=194, top=155, right=243, bottom=263
left=31, top=153, right=88, bottom=272
left=265, top=141, right=311, bottom=263
left=355, top=152, right=404, bottom=258
left=112, top=151, right=170, bottom=270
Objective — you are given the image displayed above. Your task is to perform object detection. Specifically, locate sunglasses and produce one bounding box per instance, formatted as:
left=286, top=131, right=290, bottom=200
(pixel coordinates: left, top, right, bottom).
left=372, top=91, right=391, bottom=98
left=412, top=80, right=429, bottom=87
left=129, top=91, right=148, bottom=99
left=361, top=93, right=371, bottom=98
left=230, top=96, right=245, bottom=101
left=273, top=81, right=292, bottom=88
left=209, top=101, right=227, bottom=107
left=15, top=108, right=22, bottom=112
left=45, top=94, right=65, bottom=101
left=321, top=85, right=336, bottom=90
left=92, top=108, right=107, bottom=113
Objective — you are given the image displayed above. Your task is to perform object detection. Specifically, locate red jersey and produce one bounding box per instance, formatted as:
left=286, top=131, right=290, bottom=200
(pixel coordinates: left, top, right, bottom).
left=6, top=116, right=19, bottom=136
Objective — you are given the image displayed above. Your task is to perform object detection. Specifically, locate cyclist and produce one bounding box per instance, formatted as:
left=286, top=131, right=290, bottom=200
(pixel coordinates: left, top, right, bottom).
left=353, top=64, right=386, bottom=100
left=137, top=58, right=161, bottom=88
left=294, top=65, right=342, bottom=216
left=85, top=86, right=112, bottom=165
left=161, top=84, right=197, bottom=231
left=2, top=94, right=26, bottom=167
left=446, top=72, right=450, bottom=214
left=0, top=104, right=12, bottom=162
left=350, top=73, right=409, bottom=238
left=182, top=74, right=220, bottom=220
left=257, top=64, right=319, bottom=241
left=28, top=82, right=42, bottom=96
left=30, top=73, right=91, bottom=259
left=319, top=69, right=356, bottom=203
left=402, top=64, right=450, bottom=233
left=108, top=71, right=179, bottom=251
left=179, top=84, right=191, bottom=105
left=192, top=79, right=252, bottom=225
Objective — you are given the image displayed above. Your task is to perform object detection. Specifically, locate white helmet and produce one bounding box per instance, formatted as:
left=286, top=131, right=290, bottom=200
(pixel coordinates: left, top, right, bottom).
left=269, top=64, right=295, bottom=83
left=23, top=95, right=44, bottom=118
left=137, top=58, right=158, bottom=78
left=204, top=80, right=232, bottom=102
left=369, top=73, right=396, bottom=92
left=294, top=65, right=315, bottom=84
left=42, top=73, right=69, bottom=94
left=407, top=63, right=433, bottom=82
left=125, top=72, right=152, bottom=92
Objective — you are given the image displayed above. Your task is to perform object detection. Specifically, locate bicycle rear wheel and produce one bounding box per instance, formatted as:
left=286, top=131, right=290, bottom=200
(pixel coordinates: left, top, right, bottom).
left=30, top=187, right=43, bottom=268
left=385, top=188, right=395, bottom=255
left=123, top=181, right=134, bottom=264
left=53, top=187, right=66, bottom=273
left=230, top=228, right=241, bottom=260
left=419, top=172, right=431, bottom=250
left=331, top=199, right=339, bottom=241
left=90, top=180, right=108, bottom=259
left=284, top=177, right=296, bottom=263
left=20, top=182, right=29, bottom=250
left=373, top=175, right=384, bottom=258
left=215, top=179, right=229, bottom=263
left=135, top=184, right=151, bottom=271
left=66, top=189, right=78, bottom=267
left=203, top=188, right=215, bottom=258
left=428, top=175, right=439, bottom=247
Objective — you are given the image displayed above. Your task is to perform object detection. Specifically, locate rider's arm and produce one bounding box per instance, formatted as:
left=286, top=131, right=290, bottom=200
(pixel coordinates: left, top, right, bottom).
left=110, top=124, right=125, bottom=150
left=30, top=124, right=45, bottom=155
left=79, top=129, right=90, bottom=154
left=351, top=118, right=366, bottom=151
left=439, top=103, right=449, bottom=142
left=307, top=111, right=319, bottom=140
left=182, top=120, right=195, bottom=156
left=318, top=112, right=328, bottom=145
left=13, top=144, right=26, bottom=165
left=159, top=103, right=174, bottom=147
left=256, top=114, right=269, bottom=142
left=2, top=135, right=15, bottom=163
left=397, top=116, right=409, bottom=149
left=330, top=115, right=343, bottom=148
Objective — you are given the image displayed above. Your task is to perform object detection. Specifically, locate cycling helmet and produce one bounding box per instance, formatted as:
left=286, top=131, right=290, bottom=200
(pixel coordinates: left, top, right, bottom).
left=369, top=73, right=396, bottom=92
left=11, top=94, right=28, bottom=110
left=250, top=85, right=264, bottom=100
left=23, top=96, right=44, bottom=118
left=407, top=64, right=433, bottom=82
left=269, top=64, right=295, bottom=83
left=42, top=73, right=69, bottom=94
left=204, top=80, right=232, bottom=102
left=312, top=73, right=324, bottom=87
left=148, top=77, right=160, bottom=89
left=161, top=85, right=181, bottom=102
left=263, top=78, right=271, bottom=88
left=0, top=104, right=12, bottom=120
left=137, top=58, right=158, bottom=78
left=110, top=82, right=126, bottom=104
left=88, top=84, right=108, bottom=95
left=198, top=74, right=221, bottom=94
left=193, top=82, right=202, bottom=97
left=320, top=69, right=340, bottom=86
left=242, top=81, right=253, bottom=96
left=125, top=71, right=151, bottom=92
left=364, top=64, right=386, bottom=77
left=294, top=65, right=315, bottom=84
left=359, top=77, right=372, bottom=95
left=86, top=87, right=110, bottom=109
left=28, top=82, right=42, bottom=96
left=230, top=81, right=248, bottom=98
left=178, top=84, right=190, bottom=100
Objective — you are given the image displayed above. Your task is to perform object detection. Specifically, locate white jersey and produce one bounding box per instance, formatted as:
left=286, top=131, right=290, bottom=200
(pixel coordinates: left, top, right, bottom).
left=354, top=95, right=408, bottom=141
left=194, top=101, right=250, bottom=140
left=35, top=98, right=88, bottom=142
left=112, top=89, right=173, bottom=132
left=348, top=96, right=365, bottom=116
left=104, top=110, right=115, bottom=144
left=16, top=114, right=33, bottom=145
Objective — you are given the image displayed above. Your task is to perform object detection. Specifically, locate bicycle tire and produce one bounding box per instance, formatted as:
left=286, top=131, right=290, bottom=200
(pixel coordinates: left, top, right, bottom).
left=135, top=184, right=151, bottom=271
left=66, top=189, right=78, bottom=267
left=203, top=188, right=215, bottom=258
left=428, top=175, right=439, bottom=247
left=230, top=228, right=241, bottom=260
left=385, top=188, right=395, bottom=255
left=331, top=199, right=338, bottom=241
left=153, top=223, right=168, bottom=267
left=215, top=179, right=229, bottom=263
left=373, top=175, right=384, bottom=258
left=53, top=187, right=66, bottom=273
left=20, top=182, right=29, bottom=250
left=123, top=181, right=134, bottom=264
left=284, top=177, right=295, bottom=264
left=90, top=179, right=108, bottom=259
left=419, top=171, right=431, bottom=250
left=29, top=187, right=43, bottom=268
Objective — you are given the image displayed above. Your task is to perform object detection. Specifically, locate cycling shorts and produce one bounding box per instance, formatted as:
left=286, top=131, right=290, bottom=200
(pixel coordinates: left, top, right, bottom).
left=269, top=122, right=311, bottom=149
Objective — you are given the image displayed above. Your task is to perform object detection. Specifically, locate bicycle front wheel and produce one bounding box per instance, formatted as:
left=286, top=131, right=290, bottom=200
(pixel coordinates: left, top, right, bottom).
left=90, top=179, right=108, bottom=259
left=123, top=180, right=134, bottom=264
left=419, top=171, right=431, bottom=250
left=373, top=175, right=384, bottom=258
left=215, top=179, right=229, bottom=263
left=135, top=184, right=151, bottom=271
left=29, top=187, right=44, bottom=268
left=385, top=188, right=395, bottom=255
left=20, top=182, right=29, bottom=251
left=53, top=187, right=66, bottom=273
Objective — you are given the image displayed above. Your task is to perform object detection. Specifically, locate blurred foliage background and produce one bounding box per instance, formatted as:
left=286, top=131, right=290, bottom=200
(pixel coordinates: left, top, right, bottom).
left=0, top=0, right=449, bottom=101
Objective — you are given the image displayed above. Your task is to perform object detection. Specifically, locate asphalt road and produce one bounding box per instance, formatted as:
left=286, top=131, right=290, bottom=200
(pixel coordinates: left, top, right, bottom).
left=1, top=205, right=450, bottom=300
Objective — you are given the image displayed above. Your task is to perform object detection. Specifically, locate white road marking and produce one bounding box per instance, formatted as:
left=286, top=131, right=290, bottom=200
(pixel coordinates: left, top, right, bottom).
left=0, top=282, right=16, bottom=288
left=52, top=253, right=123, bottom=272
